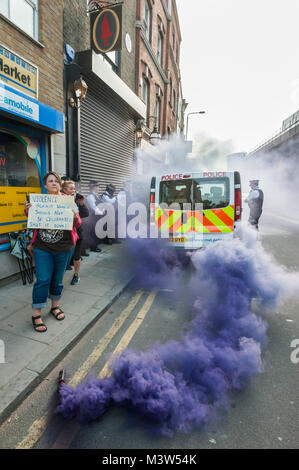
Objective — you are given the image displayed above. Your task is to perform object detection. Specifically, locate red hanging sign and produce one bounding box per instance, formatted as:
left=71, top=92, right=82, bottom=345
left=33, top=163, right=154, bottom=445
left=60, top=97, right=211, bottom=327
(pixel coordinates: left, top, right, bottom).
left=91, top=6, right=122, bottom=54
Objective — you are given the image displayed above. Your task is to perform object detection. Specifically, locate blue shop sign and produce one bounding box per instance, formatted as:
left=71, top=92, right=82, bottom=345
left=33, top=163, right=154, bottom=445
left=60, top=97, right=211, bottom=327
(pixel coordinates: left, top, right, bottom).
left=0, top=82, right=64, bottom=133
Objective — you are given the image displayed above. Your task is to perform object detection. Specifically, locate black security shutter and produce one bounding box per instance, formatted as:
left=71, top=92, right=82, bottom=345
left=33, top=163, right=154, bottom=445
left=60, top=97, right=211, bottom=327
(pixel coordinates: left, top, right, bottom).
left=79, top=72, right=136, bottom=195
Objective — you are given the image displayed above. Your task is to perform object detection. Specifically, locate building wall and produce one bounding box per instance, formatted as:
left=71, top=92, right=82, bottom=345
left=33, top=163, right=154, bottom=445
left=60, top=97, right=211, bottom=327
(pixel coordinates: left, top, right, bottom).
left=164, top=0, right=181, bottom=134
left=63, top=0, right=90, bottom=52
left=118, top=0, right=137, bottom=91
left=0, top=0, right=64, bottom=113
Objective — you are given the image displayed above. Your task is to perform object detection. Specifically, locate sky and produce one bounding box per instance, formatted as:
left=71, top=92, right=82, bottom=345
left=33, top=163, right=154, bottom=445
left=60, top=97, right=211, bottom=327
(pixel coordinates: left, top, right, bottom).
left=176, top=0, right=299, bottom=153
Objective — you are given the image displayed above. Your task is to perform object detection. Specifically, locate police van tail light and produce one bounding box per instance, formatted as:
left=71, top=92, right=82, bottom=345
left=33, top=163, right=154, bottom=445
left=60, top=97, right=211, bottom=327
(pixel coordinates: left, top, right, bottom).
left=235, top=189, right=241, bottom=221
left=234, top=171, right=242, bottom=221
left=150, top=195, right=155, bottom=222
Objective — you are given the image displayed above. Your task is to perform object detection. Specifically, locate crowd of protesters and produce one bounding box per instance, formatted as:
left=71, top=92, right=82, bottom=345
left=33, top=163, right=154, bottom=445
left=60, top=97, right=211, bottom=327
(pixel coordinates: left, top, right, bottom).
left=25, top=173, right=126, bottom=334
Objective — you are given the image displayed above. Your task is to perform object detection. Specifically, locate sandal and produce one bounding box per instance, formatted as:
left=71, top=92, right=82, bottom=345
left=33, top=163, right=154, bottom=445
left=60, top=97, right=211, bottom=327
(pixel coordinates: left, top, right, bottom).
left=50, top=306, right=65, bottom=321
left=32, top=315, right=47, bottom=333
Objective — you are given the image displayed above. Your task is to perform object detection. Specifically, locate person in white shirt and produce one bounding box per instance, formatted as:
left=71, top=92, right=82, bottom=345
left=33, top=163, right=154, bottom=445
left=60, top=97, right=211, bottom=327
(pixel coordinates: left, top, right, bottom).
left=245, top=180, right=264, bottom=230
left=85, top=181, right=103, bottom=252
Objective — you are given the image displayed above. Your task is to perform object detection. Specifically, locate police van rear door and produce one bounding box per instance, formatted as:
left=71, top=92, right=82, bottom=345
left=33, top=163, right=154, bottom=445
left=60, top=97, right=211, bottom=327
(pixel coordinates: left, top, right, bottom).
left=155, top=174, right=193, bottom=248
left=192, top=172, right=235, bottom=247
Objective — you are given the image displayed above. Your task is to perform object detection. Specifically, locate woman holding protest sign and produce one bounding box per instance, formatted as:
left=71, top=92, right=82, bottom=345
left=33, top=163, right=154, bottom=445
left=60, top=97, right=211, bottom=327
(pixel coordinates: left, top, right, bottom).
left=25, top=171, right=82, bottom=333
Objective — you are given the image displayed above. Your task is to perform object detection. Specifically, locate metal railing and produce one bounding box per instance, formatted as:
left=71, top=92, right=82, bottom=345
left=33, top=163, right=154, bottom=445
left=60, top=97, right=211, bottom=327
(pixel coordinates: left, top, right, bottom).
left=249, top=118, right=299, bottom=155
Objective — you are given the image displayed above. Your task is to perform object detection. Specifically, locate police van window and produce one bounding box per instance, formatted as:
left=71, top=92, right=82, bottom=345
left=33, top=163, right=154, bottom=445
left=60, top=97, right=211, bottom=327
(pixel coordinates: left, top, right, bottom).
left=159, top=180, right=192, bottom=209
left=194, top=178, right=229, bottom=209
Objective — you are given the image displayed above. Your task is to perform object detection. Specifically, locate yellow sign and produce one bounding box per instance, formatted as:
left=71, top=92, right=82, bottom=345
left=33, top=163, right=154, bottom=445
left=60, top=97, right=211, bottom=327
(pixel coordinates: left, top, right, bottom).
left=0, top=45, right=38, bottom=99
left=168, top=237, right=187, bottom=243
left=0, top=186, right=41, bottom=234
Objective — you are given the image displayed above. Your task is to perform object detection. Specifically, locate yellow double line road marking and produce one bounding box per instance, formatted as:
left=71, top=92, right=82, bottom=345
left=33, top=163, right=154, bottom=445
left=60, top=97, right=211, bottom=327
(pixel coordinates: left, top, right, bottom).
left=50, top=291, right=157, bottom=449
left=69, top=291, right=143, bottom=387
left=16, top=290, right=156, bottom=449
left=99, top=291, right=156, bottom=378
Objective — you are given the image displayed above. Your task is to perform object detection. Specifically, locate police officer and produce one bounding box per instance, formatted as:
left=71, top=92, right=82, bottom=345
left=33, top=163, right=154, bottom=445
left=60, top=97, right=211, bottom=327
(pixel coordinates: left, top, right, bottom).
left=245, top=180, right=264, bottom=230
left=100, top=184, right=120, bottom=244
left=101, top=184, right=116, bottom=204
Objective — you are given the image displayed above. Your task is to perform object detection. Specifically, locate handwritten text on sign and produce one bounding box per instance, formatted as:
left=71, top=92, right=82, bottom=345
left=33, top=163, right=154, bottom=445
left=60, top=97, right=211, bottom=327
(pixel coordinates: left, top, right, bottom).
left=27, top=194, right=76, bottom=230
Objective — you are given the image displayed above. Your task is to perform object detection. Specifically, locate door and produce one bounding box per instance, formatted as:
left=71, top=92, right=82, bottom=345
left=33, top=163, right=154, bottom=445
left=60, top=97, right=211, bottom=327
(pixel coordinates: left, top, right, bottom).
left=192, top=173, right=234, bottom=247
left=155, top=177, right=193, bottom=249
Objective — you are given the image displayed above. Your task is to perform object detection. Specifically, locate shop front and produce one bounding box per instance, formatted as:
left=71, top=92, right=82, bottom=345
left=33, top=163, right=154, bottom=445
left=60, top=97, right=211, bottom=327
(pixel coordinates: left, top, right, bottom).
left=0, top=45, right=64, bottom=280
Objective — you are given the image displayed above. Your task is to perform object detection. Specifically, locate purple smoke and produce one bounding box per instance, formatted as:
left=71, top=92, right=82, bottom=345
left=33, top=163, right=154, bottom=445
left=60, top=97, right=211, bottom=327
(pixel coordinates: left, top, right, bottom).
left=56, top=235, right=298, bottom=436
left=123, top=238, right=189, bottom=290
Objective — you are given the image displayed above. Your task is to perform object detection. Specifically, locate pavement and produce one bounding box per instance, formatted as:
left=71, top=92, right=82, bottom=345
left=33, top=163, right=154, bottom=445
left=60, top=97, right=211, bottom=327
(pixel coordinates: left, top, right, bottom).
left=0, top=242, right=131, bottom=425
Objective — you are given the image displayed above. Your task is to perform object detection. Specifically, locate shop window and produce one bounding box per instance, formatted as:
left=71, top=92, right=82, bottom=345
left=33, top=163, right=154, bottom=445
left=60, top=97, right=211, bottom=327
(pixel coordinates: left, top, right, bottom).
left=0, top=0, right=39, bottom=40
left=0, top=131, right=41, bottom=187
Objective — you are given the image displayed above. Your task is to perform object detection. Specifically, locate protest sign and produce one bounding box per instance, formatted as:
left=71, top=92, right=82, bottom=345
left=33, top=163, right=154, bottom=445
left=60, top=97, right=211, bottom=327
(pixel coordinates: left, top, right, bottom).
left=27, top=194, right=76, bottom=230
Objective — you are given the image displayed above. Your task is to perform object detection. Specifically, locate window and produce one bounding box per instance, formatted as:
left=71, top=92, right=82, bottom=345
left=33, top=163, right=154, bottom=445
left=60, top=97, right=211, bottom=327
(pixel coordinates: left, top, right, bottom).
left=141, top=77, right=149, bottom=122
left=173, top=89, right=176, bottom=113
left=143, top=0, right=151, bottom=42
left=167, top=0, right=172, bottom=15
left=103, top=50, right=119, bottom=72
left=172, top=28, right=175, bottom=50
left=169, top=76, right=172, bottom=106
left=0, top=0, right=8, bottom=16
left=193, top=178, right=230, bottom=209
left=157, top=30, right=163, bottom=66
left=154, top=98, right=160, bottom=132
left=160, top=180, right=192, bottom=210
left=159, top=178, right=230, bottom=211
left=0, top=0, right=39, bottom=40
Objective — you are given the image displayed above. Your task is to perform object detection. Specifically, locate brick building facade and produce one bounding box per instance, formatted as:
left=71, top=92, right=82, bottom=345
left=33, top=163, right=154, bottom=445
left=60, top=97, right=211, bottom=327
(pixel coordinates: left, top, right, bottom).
left=0, top=0, right=64, bottom=113
left=135, top=0, right=185, bottom=141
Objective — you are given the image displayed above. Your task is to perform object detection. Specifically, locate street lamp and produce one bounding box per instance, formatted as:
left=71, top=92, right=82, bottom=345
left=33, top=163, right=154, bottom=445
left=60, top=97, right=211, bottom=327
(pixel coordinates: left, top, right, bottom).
left=185, top=111, right=205, bottom=141
left=135, top=118, right=145, bottom=145
left=149, top=125, right=161, bottom=146
left=69, top=76, right=88, bottom=108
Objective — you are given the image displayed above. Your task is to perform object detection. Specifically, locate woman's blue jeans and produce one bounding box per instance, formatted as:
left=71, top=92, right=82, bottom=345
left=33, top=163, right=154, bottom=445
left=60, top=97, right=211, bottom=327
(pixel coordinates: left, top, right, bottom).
left=32, top=248, right=71, bottom=309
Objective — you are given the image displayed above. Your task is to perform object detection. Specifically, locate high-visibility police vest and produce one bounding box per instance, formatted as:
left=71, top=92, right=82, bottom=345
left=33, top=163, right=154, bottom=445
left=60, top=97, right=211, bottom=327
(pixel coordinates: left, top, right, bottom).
left=248, top=189, right=264, bottom=218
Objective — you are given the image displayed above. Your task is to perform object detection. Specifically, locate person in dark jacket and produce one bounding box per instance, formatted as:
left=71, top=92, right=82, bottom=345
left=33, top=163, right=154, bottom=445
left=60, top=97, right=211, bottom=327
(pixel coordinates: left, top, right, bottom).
left=100, top=184, right=120, bottom=244
left=245, top=180, right=264, bottom=230
left=62, top=180, right=89, bottom=284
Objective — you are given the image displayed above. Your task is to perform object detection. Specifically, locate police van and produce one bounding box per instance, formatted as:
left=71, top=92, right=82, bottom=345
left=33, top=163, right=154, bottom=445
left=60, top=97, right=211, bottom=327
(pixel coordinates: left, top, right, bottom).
left=149, top=171, right=242, bottom=249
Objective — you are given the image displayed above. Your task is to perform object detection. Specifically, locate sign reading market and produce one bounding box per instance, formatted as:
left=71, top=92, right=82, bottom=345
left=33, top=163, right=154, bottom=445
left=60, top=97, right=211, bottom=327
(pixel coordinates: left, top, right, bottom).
left=0, top=44, right=38, bottom=99
left=91, top=6, right=122, bottom=54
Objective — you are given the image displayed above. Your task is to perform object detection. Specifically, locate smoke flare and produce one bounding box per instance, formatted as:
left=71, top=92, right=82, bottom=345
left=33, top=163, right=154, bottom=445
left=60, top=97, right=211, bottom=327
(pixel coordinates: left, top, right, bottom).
left=56, top=235, right=298, bottom=436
